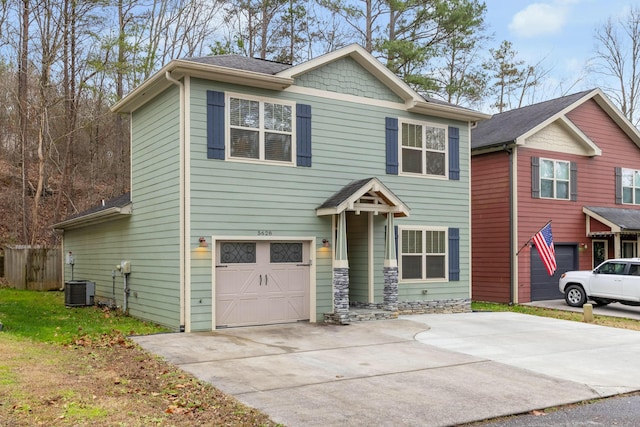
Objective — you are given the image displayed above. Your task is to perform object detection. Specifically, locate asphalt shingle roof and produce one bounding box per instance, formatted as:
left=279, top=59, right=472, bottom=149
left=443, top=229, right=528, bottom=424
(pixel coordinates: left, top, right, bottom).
left=318, top=178, right=375, bottom=210
left=63, top=193, right=131, bottom=221
left=184, top=55, right=292, bottom=75
left=586, top=206, right=640, bottom=231
left=472, top=89, right=595, bottom=149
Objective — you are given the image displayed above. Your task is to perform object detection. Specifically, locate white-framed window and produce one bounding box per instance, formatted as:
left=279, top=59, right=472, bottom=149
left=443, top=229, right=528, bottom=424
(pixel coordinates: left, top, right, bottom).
left=540, top=158, right=570, bottom=199
left=227, top=93, right=295, bottom=164
left=399, top=120, right=448, bottom=177
left=621, top=168, right=640, bottom=204
left=399, top=226, right=448, bottom=281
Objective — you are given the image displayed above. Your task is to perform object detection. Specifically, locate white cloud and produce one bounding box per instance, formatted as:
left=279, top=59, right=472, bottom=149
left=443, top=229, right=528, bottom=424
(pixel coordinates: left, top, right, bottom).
left=508, top=2, right=570, bottom=38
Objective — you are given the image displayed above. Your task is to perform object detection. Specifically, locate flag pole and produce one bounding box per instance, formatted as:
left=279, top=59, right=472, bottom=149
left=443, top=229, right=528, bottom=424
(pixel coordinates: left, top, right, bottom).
left=516, top=220, right=552, bottom=256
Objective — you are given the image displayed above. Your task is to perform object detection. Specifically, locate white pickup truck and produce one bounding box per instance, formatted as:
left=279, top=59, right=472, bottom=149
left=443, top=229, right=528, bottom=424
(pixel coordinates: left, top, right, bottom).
left=559, top=258, right=640, bottom=307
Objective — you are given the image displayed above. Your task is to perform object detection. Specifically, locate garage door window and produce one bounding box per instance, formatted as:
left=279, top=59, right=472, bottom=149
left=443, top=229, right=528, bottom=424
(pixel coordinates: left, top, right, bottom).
left=270, top=243, right=302, bottom=263
left=220, top=242, right=256, bottom=263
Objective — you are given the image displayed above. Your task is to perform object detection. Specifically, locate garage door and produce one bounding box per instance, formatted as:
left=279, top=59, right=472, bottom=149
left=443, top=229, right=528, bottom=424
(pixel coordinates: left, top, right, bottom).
left=530, top=244, right=577, bottom=301
left=216, top=241, right=310, bottom=328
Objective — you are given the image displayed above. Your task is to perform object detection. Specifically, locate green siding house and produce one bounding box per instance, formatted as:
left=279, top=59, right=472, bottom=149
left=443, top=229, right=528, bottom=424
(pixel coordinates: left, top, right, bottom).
left=53, top=44, right=489, bottom=332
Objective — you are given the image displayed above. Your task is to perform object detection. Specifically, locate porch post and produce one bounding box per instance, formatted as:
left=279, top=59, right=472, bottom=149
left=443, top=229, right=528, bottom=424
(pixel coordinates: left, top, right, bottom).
left=333, top=211, right=349, bottom=323
left=383, top=213, right=398, bottom=311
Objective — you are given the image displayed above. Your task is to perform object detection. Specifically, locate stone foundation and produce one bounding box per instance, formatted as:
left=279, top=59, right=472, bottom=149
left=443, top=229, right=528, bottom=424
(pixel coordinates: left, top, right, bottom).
left=324, top=298, right=471, bottom=324
left=396, top=298, right=471, bottom=315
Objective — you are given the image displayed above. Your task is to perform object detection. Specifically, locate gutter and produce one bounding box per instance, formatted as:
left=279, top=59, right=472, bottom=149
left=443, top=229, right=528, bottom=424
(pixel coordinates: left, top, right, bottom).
left=51, top=204, right=132, bottom=230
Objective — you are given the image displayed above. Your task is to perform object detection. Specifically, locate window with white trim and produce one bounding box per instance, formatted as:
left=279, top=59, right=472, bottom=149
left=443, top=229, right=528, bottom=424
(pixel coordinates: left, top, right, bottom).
left=540, top=158, right=570, bottom=199
left=399, top=227, right=447, bottom=281
left=228, top=94, right=294, bottom=163
left=622, top=168, right=640, bottom=204
left=399, top=120, right=447, bottom=177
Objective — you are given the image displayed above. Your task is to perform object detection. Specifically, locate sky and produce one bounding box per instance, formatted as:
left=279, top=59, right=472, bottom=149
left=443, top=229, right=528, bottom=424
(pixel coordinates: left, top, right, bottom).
left=481, top=0, right=634, bottom=102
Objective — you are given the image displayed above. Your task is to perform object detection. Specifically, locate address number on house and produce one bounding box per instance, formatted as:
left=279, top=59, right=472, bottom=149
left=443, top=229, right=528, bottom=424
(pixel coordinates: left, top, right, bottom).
left=258, top=230, right=273, bottom=236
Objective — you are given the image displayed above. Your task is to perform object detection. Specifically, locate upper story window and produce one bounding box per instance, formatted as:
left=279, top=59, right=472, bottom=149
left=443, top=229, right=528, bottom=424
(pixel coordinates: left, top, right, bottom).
left=399, top=227, right=448, bottom=281
left=399, top=120, right=448, bottom=177
left=532, top=157, right=576, bottom=201
left=540, top=158, right=570, bottom=199
left=228, top=94, right=294, bottom=164
left=621, top=168, right=640, bottom=204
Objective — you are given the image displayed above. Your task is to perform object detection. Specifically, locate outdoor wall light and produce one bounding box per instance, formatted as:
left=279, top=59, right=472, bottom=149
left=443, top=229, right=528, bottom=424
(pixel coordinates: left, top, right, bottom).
left=199, top=237, right=208, bottom=248
left=322, top=239, right=330, bottom=248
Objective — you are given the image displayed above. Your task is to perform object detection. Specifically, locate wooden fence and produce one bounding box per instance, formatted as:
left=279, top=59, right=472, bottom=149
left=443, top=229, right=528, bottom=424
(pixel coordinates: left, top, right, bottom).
left=3, top=246, right=61, bottom=291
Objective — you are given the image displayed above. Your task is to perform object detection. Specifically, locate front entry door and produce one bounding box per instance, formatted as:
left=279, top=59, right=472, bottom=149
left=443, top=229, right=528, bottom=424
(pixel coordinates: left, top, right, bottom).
left=216, top=241, right=310, bottom=328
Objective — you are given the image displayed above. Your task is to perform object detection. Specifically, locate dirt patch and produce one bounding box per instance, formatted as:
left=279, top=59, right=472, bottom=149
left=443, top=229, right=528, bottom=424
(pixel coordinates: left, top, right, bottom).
left=0, top=332, right=279, bottom=426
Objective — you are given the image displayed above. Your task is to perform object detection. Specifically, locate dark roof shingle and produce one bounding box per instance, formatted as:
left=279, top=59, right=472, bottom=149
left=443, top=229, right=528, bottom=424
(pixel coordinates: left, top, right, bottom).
left=586, top=206, right=640, bottom=231
left=183, top=55, right=292, bottom=75
left=472, top=90, right=594, bottom=149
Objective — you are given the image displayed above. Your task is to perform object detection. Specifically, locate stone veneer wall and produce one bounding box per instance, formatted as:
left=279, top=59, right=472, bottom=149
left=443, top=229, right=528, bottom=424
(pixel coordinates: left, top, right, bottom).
left=382, top=266, right=398, bottom=311
left=350, top=298, right=472, bottom=315
left=326, top=298, right=471, bottom=324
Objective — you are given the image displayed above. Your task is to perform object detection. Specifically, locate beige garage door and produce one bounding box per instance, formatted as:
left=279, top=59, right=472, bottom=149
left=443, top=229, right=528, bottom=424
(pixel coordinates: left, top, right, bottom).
left=216, top=241, right=311, bottom=328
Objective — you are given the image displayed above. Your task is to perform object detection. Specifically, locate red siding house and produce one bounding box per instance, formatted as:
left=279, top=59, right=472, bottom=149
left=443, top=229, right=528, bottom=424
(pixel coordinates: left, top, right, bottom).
left=471, top=89, right=640, bottom=303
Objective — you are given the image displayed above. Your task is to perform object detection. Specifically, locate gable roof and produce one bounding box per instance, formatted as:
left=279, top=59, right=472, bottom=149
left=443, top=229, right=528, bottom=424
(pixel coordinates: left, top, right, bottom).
left=52, top=193, right=132, bottom=230
left=112, top=44, right=489, bottom=121
left=471, top=88, right=640, bottom=154
left=316, top=177, right=410, bottom=217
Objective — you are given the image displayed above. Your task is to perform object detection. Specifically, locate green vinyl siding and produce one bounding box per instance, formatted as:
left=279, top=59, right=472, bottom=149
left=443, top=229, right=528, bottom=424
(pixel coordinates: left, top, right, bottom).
left=294, top=57, right=403, bottom=103
left=346, top=212, right=369, bottom=303
left=61, top=53, right=472, bottom=332
left=62, top=85, right=183, bottom=330
left=187, top=76, right=471, bottom=328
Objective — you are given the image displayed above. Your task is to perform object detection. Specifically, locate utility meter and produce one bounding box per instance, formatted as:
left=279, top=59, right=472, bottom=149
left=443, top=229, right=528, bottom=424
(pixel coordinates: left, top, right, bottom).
left=121, top=261, right=131, bottom=274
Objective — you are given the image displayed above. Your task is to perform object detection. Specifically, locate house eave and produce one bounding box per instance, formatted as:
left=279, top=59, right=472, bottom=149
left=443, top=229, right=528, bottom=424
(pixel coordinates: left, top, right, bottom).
left=408, top=100, right=491, bottom=122
left=111, top=60, right=294, bottom=114
left=52, top=204, right=132, bottom=231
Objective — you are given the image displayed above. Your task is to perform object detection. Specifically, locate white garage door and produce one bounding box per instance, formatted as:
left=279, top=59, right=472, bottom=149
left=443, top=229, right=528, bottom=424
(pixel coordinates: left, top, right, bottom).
left=216, top=241, right=311, bottom=328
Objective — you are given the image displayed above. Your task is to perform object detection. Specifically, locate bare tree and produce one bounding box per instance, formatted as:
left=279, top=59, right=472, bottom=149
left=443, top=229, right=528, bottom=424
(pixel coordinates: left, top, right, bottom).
left=18, top=0, right=30, bottom=243
left=592, top=7, right=640, bottom=126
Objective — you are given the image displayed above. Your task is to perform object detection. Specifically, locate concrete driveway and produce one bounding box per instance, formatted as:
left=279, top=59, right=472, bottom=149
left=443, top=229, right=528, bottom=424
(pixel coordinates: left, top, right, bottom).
left=132, top=312, right=640, bottom=427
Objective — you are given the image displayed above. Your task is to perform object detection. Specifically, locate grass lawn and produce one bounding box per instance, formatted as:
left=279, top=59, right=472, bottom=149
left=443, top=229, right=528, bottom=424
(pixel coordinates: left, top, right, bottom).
left=0, top=287, right=280, bottom=427
left=3, top=286, right=640, bottom=426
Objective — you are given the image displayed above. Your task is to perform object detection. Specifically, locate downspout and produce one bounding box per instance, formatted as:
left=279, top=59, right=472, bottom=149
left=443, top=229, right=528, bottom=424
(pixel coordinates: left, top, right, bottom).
left=165, top=71, right=186, bottom=332
left=504, top=143, right=515, bottom=304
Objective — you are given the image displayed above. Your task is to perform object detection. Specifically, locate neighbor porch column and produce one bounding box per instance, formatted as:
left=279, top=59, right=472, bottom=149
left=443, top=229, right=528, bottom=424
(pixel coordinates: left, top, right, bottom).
left=333, top=211, right=349, bottom=323
left=383, top=213, right=398, bottom=311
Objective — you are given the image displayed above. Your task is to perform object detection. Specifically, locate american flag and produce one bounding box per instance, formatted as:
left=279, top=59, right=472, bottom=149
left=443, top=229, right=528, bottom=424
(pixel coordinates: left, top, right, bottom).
left=532, top=222, right=557, bottom=276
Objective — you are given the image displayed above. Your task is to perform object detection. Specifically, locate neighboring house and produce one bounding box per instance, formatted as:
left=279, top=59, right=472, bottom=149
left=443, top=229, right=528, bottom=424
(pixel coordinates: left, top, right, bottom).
left=53, top=44, right=488, bottom=331
left=471, top=88, right=640, bottom=304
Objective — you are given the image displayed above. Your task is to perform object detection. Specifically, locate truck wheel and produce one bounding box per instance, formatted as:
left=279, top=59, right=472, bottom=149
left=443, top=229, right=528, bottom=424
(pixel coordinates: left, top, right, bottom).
left=565, top=284, right=587, bottom=307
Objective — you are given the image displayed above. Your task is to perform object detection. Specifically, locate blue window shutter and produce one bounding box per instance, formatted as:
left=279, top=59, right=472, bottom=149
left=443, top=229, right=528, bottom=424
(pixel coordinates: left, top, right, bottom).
left=296, top=104, right=312, bottom=167
left=448, top=126, right=460, bottom=180
left=386, top=117, right=398, bottom=175
left=532, top=157, right=540, bottom=198
left=449, top=228, right=460, bottom=281
left=207, top=91, right=225, bottom=159
left=615, top=167, right=623, bottom=204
